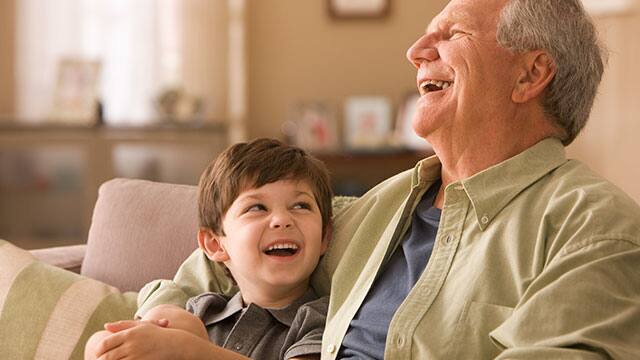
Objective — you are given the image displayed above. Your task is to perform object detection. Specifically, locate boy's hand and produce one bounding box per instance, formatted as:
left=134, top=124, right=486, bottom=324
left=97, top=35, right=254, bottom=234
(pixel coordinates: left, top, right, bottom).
left=104, top=318, right=169, bottom=333
left=95, top=323, right=192, bottom=360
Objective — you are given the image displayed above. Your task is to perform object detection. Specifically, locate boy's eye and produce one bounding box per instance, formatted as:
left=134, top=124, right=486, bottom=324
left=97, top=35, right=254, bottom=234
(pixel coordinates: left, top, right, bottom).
left=246, top=204, right=267, bottom=212
left=292, top=202, right=312, bottom=210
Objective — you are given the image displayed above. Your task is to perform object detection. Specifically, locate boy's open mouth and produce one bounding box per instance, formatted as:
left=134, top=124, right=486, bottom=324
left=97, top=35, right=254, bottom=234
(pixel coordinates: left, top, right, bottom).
left=264, top=242, right=299, bottom=257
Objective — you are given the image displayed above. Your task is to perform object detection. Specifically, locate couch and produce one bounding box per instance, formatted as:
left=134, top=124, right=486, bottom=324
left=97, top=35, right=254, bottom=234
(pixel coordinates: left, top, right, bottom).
left=0, top=178, right=204, bottom=359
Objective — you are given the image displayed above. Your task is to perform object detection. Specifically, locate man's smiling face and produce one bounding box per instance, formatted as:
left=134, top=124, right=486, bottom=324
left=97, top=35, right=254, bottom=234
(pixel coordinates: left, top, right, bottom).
left=406, top=0, right=520, bottom=146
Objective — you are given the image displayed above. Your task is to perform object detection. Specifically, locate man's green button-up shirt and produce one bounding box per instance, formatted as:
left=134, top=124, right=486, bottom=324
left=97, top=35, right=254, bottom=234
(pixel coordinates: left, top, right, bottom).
left=138, top=138, right=640, bottom=359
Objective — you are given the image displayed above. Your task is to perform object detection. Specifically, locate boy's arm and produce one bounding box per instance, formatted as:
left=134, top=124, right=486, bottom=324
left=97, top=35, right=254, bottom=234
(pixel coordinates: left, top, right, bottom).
left=139, top=304, right=209, bottom=340
left=95, top=324, right=254, bottom=360
left=136, top=249, right=237, bottom=318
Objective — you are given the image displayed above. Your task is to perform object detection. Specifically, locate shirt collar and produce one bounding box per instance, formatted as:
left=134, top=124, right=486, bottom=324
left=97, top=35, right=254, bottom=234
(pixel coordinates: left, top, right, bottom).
left=204, top=291, right=244, bottom=325
left=265, top=288, right=318, bottom=326
left=462, top=138, right=567, bottom=230
left=205, top=288, right=318, bottom=327
left=414, top=138, right=568, bottom=231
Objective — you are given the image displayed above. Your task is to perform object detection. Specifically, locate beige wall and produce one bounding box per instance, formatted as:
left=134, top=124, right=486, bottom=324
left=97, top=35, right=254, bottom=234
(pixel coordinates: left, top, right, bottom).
left=0, top=0, right=15, bottom=117
left=246, top=0, right=448, bottom=140
left=567, top=13, right=640, bottom=203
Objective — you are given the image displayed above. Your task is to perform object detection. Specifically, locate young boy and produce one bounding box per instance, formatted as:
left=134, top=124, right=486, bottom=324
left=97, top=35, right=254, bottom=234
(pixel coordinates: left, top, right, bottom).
left=85, top=138, right=333, bottom=360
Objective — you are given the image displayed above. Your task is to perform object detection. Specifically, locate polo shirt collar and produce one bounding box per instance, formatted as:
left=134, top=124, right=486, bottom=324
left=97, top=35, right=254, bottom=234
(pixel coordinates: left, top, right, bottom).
left=205, top=288, right=318, bottom=327
left=414, top=138, right=567, bottom=231
left=266, top=288, right=318, bottom=326
left=204, top=291, right=244, bottom=325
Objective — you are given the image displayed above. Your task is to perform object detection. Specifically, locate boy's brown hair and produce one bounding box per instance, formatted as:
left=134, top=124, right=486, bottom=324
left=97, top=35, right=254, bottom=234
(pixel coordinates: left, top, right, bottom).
left=198, top=138, right=333, bottom=236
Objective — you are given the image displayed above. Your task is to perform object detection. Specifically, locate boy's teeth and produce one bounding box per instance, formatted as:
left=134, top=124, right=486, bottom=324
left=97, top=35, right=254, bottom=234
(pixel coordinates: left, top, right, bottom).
left=266, top=243, right=299, bottom=251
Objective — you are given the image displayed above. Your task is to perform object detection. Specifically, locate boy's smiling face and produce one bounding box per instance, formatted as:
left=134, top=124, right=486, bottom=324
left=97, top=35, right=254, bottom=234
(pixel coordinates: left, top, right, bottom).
left=199, top=179, right=328, bottom=307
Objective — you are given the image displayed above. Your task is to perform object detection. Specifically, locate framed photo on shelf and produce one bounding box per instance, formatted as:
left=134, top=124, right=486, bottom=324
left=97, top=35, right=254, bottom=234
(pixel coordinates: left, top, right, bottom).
left=328, top=0, right=390, bottom=19
left=285, top=101, right=339, bottom=152
left=49, top=58, right=101, bottom=126
left=343, top=96, right=392, bottom=150
left=394, top=92, right=432, bottom=151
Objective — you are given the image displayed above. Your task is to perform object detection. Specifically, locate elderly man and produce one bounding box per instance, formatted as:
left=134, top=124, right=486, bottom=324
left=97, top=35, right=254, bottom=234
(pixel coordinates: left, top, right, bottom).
left=128, top=0, right=640, bottom=359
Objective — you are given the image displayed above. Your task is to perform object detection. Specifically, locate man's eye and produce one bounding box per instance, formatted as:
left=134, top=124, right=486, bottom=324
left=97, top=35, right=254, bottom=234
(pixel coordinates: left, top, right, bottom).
left=450, top=30, right=467, bottom=40
left=292, top=202, right=312, bottom=210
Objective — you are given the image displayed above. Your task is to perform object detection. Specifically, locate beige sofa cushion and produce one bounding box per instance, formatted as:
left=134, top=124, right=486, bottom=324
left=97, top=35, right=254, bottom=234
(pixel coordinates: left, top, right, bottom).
left=82, top=178, right=200, bottom=292
left=0, top=240, right=137, bottom=360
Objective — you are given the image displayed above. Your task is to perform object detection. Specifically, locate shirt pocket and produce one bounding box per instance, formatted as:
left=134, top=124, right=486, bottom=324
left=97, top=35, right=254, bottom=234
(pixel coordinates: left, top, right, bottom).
left=451, top=301, right=514, bottom=359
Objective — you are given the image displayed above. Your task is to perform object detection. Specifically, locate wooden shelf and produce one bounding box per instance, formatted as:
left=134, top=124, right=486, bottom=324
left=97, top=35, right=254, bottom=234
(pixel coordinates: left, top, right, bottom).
left=0, top=124, right=228, bottom=249
left=315, top=149, right=433, bottom=196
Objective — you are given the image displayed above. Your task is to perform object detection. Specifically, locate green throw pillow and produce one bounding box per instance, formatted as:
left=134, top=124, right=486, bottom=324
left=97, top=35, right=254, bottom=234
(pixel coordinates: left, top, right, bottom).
left=0, top=240, right=138, bottom=360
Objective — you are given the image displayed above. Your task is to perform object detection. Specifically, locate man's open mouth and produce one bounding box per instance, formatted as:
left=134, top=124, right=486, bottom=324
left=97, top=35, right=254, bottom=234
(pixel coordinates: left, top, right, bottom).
left=420, top=79, right=454, bottom=94
left=264, top=242, right=299, bottom=257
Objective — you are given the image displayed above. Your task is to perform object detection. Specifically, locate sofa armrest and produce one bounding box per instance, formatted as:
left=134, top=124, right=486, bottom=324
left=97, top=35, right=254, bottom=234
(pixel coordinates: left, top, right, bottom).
left=30, top=244, right=86, bottom=274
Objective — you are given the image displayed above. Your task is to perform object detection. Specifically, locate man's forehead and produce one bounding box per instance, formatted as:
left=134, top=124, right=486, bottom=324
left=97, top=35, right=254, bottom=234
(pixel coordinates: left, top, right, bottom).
left=427, top=0, right=507, bottom=32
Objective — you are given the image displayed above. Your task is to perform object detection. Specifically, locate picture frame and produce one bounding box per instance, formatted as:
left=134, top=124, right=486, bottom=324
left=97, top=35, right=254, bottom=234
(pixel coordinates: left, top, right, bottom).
left=328, top=0, right=390, bottom=19
left=343, top=96, right=392, bottom=150
left=394, top=92, right=432, bottom=152
left=285, top=101, right=339, bottom=152
left=49, top=58, right=101, bottom=126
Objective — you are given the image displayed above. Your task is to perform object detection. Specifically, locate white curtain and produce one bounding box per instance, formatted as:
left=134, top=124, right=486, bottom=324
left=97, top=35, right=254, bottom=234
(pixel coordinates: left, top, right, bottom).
left=16, top=0, right=241, bottom=126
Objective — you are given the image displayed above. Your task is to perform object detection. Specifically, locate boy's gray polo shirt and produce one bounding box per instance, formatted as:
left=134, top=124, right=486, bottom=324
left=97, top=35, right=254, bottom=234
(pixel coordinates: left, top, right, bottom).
left=187, top=288, right=327, bottom=360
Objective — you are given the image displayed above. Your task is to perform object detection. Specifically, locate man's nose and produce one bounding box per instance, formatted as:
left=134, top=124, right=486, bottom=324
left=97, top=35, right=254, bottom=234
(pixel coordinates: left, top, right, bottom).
left=407, top=34, right=440, bottom=68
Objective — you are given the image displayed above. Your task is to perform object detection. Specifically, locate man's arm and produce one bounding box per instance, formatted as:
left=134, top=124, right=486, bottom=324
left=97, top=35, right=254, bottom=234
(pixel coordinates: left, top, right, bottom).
left=490, top=237, right=640, bottom=359
left=136, top=249, right=237, bottom=318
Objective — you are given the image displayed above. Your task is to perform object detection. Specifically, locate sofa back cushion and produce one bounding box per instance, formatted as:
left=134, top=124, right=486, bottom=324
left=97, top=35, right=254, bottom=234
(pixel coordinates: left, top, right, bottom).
left=82, top=178, right=200, bottom=292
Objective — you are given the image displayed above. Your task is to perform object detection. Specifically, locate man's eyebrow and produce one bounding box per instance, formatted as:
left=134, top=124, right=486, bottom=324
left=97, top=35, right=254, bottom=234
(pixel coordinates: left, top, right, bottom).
left=426, top=18, right=453, bottom=34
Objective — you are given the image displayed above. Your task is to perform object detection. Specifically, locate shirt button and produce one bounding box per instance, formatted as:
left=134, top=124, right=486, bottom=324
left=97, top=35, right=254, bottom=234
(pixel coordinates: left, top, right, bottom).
left=481, top=215, right=489, bottom=224
left=234, top=343, right=243, bottom=351
left=397, top=336, right=405, bottom=348
left=442, top=234, right=453, bottom=245
left=327, top=344, right=337, bottom=354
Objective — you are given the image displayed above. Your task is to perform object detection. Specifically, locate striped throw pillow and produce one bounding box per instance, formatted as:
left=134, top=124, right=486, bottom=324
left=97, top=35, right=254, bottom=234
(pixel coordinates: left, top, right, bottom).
left=0, top=240, right=138, bottom=359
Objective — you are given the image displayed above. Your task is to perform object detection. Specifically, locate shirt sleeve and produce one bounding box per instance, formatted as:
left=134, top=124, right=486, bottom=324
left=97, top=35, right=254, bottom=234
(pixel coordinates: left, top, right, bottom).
left=282, top=296, right=329, bottom=360
left=136, top=249, right=237, bottom=318
left=490, top=237, right=640, bottom=359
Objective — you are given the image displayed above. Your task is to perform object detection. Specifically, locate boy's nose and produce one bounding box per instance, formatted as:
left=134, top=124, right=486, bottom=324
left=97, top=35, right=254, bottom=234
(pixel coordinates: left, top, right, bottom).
left=270, top=212, right=293, bottom=229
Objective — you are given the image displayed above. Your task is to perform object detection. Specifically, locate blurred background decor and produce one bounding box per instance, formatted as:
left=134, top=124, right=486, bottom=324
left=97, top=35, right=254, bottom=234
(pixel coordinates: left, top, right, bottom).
left=394, top=92, right=432, bottom=152
left=328, top=0, right=390, bottom=19
left=284, top=101, right=338, bottom=153
left=344, top=96, right=393, bottom=150
left=49, top=58, right=101, bottom=126
left=155, top=87, right=204, bottom=125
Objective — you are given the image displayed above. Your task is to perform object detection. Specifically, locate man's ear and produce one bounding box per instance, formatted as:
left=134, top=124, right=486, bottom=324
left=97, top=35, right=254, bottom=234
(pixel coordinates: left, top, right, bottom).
left=197, top=228, right=230, bottom=262
left=512, top=50, right=556, bottom=104
left=320, top=223, right=332, bottom=255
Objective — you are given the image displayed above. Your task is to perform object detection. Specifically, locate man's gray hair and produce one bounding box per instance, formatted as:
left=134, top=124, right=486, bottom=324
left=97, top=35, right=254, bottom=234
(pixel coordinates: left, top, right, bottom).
left=497, top=0, right=606, bottom=145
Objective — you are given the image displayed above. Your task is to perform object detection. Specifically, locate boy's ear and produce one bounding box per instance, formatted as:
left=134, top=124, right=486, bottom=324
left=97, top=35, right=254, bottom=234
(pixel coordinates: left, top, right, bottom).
left=197, top=228, right=230, bottom=262
left=320, top=223, right=332, bottom=255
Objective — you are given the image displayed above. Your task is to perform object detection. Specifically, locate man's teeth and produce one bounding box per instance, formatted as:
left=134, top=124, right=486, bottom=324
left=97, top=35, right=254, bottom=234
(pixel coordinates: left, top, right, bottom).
left=420, top=79, right=453, bottom=92
left=266, top=243, right=299, bottom=252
